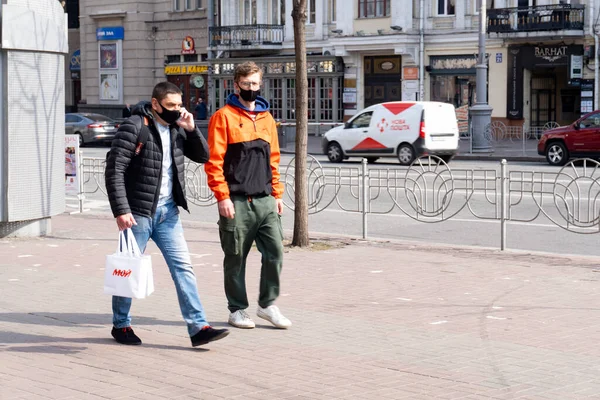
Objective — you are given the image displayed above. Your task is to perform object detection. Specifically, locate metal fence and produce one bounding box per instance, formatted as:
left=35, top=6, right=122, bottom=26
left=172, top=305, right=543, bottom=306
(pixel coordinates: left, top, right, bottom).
left=461, top=120, right=559, bottom=156
left=78, top=154, right=600, bottom=250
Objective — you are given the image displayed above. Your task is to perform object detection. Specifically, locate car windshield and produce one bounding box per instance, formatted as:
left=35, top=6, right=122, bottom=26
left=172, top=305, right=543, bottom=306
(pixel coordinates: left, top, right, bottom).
left=84, top=114, right=114, bottom=122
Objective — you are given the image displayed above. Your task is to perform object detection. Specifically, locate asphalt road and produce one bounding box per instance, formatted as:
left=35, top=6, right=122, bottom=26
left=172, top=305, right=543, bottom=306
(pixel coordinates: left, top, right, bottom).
left=79, top=147, right=600, bottom=258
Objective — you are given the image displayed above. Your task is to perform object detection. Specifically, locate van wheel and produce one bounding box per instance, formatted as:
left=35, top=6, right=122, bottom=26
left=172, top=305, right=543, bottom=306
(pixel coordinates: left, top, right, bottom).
left=397, top=144, right=415, bottom=165
left=327, top=142, right=344, bottom=163
left=546, top=142, right=568, bottom=166
left=366, top=157, right=379, bottom=164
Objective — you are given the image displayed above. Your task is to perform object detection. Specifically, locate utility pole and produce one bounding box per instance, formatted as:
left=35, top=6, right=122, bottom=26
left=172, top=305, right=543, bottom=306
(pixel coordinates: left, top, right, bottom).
left=469, top=0, right=493, bottom=153
left=207, top=0, right=216, bottom=115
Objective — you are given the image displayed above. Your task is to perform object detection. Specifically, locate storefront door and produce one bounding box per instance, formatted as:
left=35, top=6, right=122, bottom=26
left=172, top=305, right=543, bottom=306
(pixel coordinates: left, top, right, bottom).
left=364, top=56, right=402, bottom=108
left=167, top=75, right=208, bottom=113
left=530, top=76, right=556, bottom=126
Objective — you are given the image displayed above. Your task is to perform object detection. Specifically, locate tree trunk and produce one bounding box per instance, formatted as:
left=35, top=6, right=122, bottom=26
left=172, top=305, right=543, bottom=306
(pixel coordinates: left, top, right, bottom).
left=291, top=0, right=310, bottom=247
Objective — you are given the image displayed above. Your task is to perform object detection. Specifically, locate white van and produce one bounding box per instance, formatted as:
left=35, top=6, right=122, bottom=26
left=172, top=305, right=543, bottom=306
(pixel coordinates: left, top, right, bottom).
left=322, top=101, right=459, bottom=165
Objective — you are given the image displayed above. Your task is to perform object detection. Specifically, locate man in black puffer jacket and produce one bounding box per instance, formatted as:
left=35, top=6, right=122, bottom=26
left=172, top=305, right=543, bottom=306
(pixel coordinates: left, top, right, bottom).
left=105, top=82, right=229, bottom=347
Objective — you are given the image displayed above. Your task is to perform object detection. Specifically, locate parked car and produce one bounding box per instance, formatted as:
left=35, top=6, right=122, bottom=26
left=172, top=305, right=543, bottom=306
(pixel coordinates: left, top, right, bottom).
left=321, top=101, right=459, bottom=165
left=538, top=111, right=600, bottom=166
left=65, top=113, right=119, bottom=146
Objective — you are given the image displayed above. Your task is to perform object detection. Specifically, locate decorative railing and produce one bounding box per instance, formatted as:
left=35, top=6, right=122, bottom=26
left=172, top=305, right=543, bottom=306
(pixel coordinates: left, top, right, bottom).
left=79, top=155, right=600, bottom=251
left=209, top=25, right=284, bottom=47
left=487, top=4, right=584, bottom=33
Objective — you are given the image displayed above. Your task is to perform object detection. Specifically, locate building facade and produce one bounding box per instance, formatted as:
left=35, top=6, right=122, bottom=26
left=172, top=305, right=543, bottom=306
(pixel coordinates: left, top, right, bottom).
left=75, top=0, right=212, bottom=119
left=70, top=0, right=599, bottom=128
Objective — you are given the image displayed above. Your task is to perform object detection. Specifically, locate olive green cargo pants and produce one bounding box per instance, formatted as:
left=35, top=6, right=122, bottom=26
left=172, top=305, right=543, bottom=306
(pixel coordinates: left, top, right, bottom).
left=218, top=195, right=284, bottom=312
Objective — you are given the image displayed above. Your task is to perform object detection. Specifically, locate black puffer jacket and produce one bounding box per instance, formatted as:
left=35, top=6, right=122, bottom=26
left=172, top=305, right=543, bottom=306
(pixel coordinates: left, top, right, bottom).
left=105, top=101, right=209, bottom=218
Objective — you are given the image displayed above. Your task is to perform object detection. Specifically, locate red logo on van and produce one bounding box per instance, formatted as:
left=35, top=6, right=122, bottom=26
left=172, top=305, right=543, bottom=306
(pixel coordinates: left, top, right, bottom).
left=377, top=118, right=388, bottom=133
left=383, top=103, right=415, bottom=115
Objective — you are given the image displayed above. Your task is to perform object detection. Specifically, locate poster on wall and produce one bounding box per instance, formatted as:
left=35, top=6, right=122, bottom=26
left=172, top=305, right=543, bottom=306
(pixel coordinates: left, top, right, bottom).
left=100, top=73, right=119, bottom=100
left=99, top=43, right=117, bottom=69
left=65, top=135, right=80, bottom=196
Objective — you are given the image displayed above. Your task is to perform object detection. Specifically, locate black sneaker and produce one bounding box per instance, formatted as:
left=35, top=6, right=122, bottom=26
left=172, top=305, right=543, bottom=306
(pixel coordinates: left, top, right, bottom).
left=111, top=326, right=142, bottom=345
left=191, top=326, right=230, bottom=347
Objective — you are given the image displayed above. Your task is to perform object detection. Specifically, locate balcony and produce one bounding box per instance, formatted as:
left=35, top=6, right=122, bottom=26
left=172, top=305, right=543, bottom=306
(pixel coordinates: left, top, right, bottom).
left=487, top=4, right=584, bottom=35
left=209, top=25, right=284, bottom=51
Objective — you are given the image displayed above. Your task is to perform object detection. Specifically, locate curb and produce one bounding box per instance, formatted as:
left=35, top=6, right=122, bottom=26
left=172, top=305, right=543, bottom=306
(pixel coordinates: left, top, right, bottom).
left=280, top=148, right=545, bottom=163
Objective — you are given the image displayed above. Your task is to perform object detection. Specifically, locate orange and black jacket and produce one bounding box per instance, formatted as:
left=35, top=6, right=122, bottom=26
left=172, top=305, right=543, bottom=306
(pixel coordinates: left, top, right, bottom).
left=205, top=93, right=283, bottom=201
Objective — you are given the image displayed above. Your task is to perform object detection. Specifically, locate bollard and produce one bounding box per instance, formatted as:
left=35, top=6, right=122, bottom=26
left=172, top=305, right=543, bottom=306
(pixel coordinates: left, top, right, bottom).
left=361, top=158, right=369, bottom=239
left=500, top=159, right=507, bottom=250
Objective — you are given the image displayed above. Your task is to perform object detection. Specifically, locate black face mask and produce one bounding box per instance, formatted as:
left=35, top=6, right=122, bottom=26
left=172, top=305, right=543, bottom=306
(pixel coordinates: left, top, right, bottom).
left=156, top=102, right=181, bottom=125
left=239, top=88, right=260, bottom=102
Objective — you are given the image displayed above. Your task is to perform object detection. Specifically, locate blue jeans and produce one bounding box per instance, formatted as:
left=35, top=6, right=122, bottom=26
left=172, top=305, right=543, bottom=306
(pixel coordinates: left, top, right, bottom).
left=112, top=201, right=209, bottom=336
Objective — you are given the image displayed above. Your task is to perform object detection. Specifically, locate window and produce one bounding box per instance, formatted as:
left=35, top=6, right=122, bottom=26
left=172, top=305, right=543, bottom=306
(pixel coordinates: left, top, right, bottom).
left=307, top=0, right=316, bottom=24
left=268, top=79, right=284, bottom=120
left=358, top=0, right=390, bottom=18
left=244, top=0, right=257, bottom=24
left=174, top=0, right=183, bottom=11
left=270, top=0, right=285, bottom=24
left=437, top=0, right=455, bottom=15
left=580, top=114, right=600, bottom=129
left=349, top=112, right=373, bottom=129
left=166, top=55, right=181, bottom=64
left=320, top=78, right=334, bottom=121
left=183, top=54, right=198, bottom=62
left=329, top=0, right=336, bottom=22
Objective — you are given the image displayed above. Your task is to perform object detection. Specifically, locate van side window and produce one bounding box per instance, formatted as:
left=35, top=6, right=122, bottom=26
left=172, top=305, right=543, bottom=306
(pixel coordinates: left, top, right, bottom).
left=349, top=112, right=373, bottom=129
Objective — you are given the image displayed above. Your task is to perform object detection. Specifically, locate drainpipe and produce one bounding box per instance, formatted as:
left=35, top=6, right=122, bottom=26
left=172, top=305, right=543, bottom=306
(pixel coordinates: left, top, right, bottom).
left=208, top=0, right=215, bottom=114
left=419, top=0, right=424, bottom=100
left=592, top=1, right=599, bottom=110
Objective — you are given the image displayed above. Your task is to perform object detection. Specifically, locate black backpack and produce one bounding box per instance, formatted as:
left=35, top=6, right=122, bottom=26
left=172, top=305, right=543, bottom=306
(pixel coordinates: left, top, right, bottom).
left=106, top=115, right=151, bottom=163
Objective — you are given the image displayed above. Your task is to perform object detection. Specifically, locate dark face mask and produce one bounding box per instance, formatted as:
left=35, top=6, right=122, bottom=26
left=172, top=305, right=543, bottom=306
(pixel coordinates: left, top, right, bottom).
left=157, top=102, right=181, bottom=125
left=239, top=88, right=260, bottom=102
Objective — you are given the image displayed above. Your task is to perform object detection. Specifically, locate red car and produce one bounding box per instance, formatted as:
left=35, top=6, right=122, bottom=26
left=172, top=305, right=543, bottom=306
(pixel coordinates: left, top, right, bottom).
left=538, top=111, right=600, bottom=166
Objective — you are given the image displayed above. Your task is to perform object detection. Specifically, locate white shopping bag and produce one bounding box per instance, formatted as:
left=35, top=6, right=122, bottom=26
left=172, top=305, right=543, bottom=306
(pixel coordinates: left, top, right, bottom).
left=104, top=229, right=154, bottom=299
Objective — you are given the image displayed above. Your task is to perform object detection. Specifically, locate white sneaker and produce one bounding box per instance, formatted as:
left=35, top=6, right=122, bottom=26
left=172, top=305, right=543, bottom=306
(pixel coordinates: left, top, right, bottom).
left=257, top=305, right=292, bottom=329
left=228, top=310, right=255, bottom=329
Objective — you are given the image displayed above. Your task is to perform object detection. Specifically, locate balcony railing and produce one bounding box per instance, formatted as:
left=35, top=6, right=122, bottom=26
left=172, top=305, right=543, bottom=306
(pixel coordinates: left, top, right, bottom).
left=487, top=4, right=584, bottom=34
left=209, top=25, right=284, bottom=48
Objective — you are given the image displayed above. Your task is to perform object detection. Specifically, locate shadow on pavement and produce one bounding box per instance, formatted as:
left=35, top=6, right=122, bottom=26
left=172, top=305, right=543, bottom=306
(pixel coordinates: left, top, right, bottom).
left=0, top=331, right=207, bottom=353
left=0, top=313, right=182, bottom=327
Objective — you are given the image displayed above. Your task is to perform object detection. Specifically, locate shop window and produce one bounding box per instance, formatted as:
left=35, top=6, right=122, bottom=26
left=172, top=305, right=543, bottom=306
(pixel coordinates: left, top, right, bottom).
left=320, top=78, right=334, bottom=121
left=268, top=79, right=284, bottom=120
left=430, top=75, right=475, bottom=109
left=437, top=0, right=455, bottom=16
left=308, top=78, right=317, bottom=120
left=358, top=0, right=390, bottom=18
left=286, top=80, right=296, bottom=120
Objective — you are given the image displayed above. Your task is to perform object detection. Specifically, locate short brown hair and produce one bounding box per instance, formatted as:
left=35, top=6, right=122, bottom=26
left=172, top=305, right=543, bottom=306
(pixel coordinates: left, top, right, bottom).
left=234, top=61, right=263, bottom=82
left=152, top=81, right=182, bottom=102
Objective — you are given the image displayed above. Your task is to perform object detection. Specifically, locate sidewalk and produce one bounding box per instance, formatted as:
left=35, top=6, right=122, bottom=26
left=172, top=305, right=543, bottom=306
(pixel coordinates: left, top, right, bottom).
left=2, top=212, right=600, bottom=399
left=281, top=135, right=544, bottom=163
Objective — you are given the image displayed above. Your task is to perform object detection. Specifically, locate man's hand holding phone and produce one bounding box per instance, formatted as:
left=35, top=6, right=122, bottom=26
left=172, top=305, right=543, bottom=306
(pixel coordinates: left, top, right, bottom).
left=176, top=107, right=195, bottom=131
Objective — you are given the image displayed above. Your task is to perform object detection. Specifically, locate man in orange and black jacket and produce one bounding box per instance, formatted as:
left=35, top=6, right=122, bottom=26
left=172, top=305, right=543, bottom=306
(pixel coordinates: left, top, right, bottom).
left=205, top=61, right=292, bottom=330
